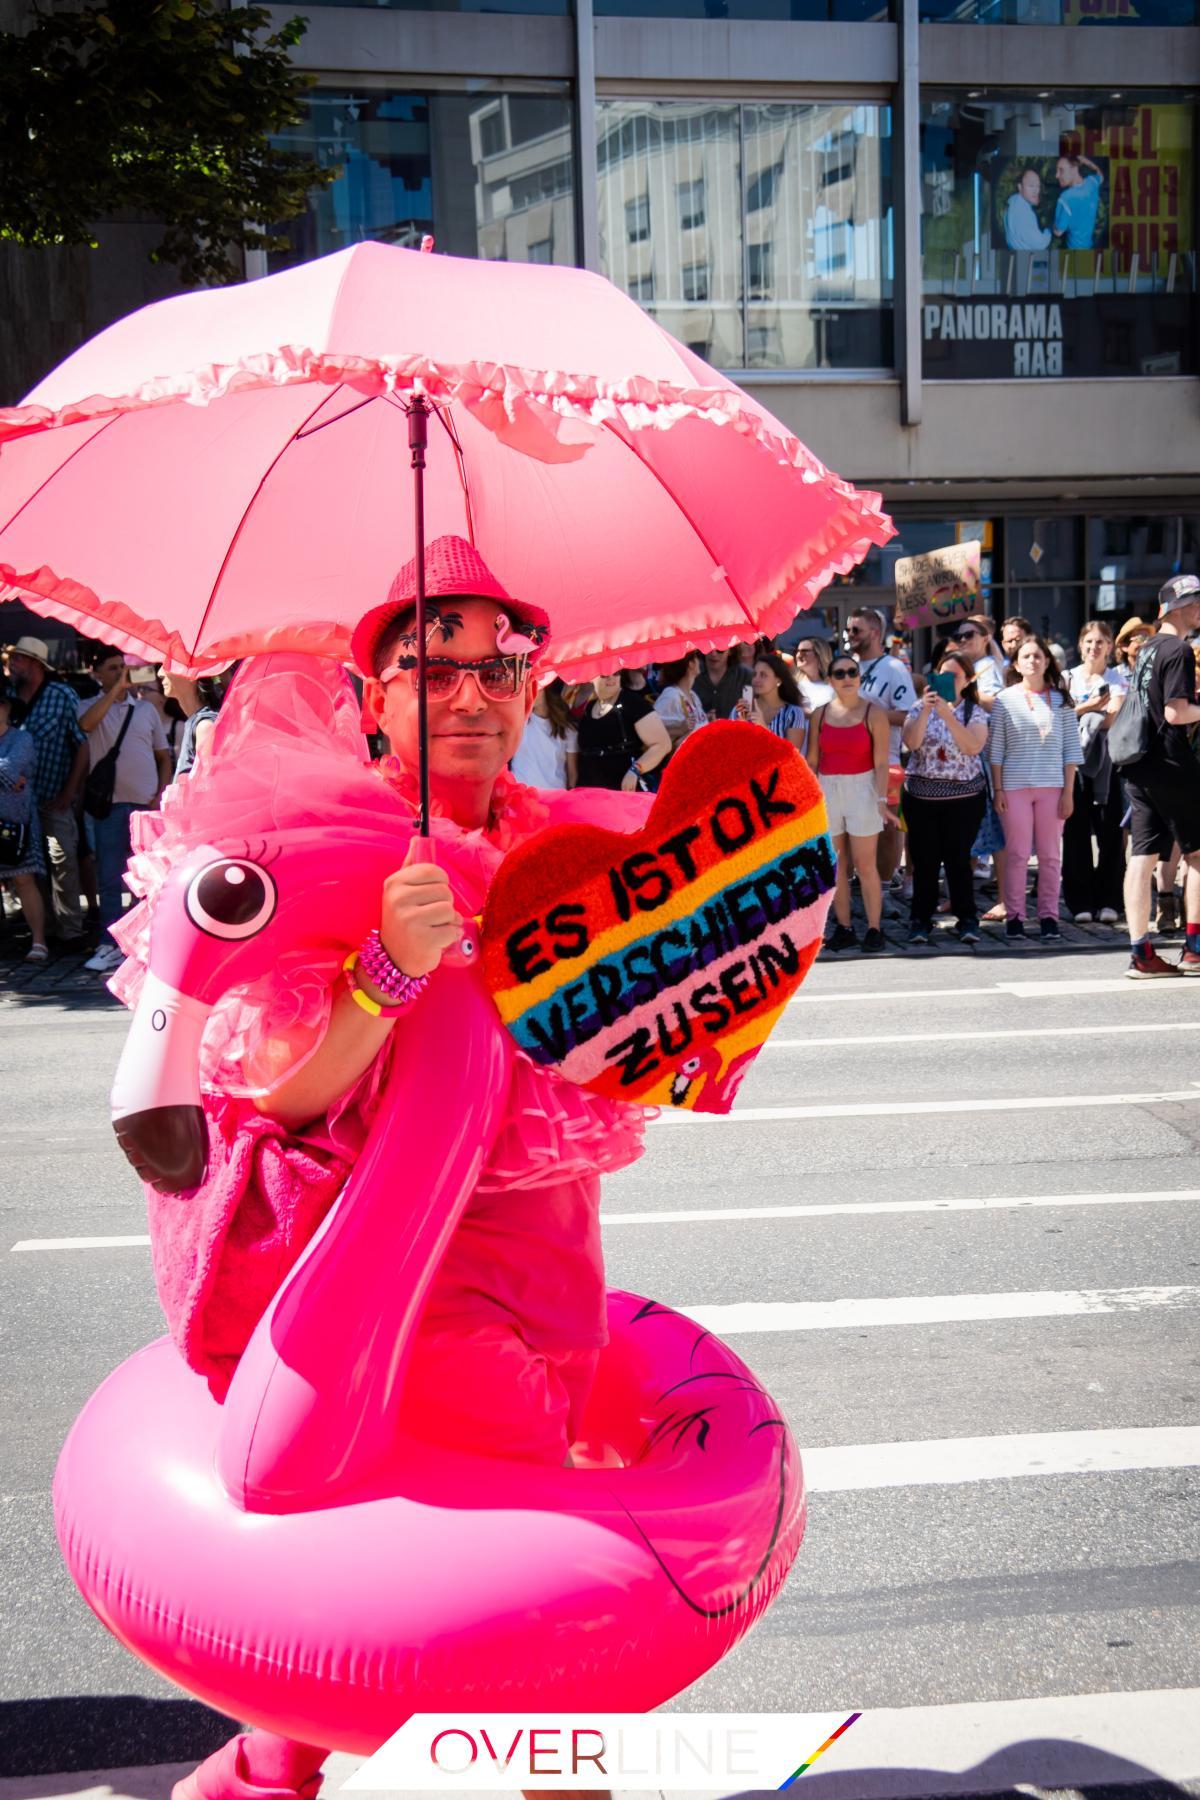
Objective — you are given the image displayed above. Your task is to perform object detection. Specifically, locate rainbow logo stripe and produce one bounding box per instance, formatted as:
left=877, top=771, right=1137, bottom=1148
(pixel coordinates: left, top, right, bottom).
left=481, top=723, right=835, bottom=1113
left=778, top=1712, right=863, bottom=1786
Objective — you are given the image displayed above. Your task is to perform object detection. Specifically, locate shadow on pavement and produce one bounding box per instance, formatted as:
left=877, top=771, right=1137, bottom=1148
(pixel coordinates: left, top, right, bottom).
left=0, top=1697, right=234, bottom=1779
left=728, top=1738, right=1195, bottom=1799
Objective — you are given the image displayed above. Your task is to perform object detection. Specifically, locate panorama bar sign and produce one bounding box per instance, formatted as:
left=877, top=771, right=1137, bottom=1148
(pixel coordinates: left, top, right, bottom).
left=923, top=301, right=1064, bottom=376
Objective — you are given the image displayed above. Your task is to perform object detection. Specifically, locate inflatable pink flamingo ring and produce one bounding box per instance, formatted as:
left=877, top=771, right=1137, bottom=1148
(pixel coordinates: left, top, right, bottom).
left=53, top=690, right=806, bottom=1754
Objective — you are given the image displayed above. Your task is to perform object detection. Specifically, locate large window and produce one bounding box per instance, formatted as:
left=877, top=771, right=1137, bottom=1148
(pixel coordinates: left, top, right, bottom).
left=597, top=99, right=894, bottom=371
left=1087, top=514, right=1200, bottom=616
left=920, top=93, right=1196, bottom=377
left=301, top=0, right=568, bottom=13
left=595, top=0, right=889, bottom=16
left=919, top=0, right=1195, bottom=24
left=271, top=89, right=575, bottom=268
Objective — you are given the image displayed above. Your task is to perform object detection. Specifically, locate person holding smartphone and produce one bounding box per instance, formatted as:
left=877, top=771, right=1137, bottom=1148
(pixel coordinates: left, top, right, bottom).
left=901, top=650, right=990, bottom=947
left=1064, top=619, right=1126, bottom=924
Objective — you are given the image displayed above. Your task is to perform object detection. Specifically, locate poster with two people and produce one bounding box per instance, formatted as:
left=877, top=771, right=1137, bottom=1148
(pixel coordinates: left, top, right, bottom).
left=997, top=154, right=1108, bottom=251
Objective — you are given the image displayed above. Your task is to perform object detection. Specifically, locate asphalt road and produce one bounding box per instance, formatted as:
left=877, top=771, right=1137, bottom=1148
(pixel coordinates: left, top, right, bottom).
left=2, top=945, right=1198, bottom=1798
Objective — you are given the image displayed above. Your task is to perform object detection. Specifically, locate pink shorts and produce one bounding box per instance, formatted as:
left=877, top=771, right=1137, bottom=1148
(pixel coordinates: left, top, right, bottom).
left=397, top=1321, right=600, bottom=1466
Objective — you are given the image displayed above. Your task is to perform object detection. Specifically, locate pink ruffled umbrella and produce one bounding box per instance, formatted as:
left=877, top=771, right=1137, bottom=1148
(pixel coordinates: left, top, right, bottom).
left=0, top=241, right=892, bottom=687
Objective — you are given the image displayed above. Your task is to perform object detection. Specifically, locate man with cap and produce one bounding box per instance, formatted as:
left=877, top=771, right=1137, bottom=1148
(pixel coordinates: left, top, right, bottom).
left=1122, top=573, right=1200, bottom=978
left=6, top=636, right=89, bottom=943
left=171, top=537, right=637, bottom=1800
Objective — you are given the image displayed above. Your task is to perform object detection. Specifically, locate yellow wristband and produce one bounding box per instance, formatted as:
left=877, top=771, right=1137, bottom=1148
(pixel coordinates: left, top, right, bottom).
left=342, top=951, right=388, bottom=1019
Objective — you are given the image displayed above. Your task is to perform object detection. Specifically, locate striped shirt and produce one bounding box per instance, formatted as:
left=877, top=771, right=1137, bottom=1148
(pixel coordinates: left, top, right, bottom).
left=987, top=686, right=1083, bottom=789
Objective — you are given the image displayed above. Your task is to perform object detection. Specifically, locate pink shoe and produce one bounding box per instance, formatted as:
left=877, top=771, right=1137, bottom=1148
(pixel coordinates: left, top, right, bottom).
left=172, top=1736, right=324, bottom=1800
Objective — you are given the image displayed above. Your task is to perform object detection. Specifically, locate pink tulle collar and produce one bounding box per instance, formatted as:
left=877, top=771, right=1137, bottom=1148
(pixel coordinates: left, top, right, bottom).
left=376, top=760, right=550, bottom=871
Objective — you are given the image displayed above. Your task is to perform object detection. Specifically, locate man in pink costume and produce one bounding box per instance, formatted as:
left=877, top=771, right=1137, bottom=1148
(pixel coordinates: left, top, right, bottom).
left=173, top=537, right=642, bottom=1800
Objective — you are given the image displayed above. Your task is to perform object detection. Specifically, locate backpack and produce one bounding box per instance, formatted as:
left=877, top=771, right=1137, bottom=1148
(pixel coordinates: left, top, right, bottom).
left=1107, top=638, right=1164, bottom=769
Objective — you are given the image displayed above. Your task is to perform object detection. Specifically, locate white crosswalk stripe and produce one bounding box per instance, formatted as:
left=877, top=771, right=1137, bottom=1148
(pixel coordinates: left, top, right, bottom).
left=680, top=1285, right=1200, bottom=1334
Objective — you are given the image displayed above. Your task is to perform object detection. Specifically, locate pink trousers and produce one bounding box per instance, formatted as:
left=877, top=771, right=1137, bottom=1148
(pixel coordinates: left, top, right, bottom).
left=1003, top=786, right=1064, bottom=921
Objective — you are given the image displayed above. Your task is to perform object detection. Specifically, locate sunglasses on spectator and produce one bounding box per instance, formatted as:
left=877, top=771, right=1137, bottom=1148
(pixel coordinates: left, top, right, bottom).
left=830, top=665, right=861, bottom=680
left=379, top=653, right=529, bottom=699
left=953, top=629, right=982, bottom=642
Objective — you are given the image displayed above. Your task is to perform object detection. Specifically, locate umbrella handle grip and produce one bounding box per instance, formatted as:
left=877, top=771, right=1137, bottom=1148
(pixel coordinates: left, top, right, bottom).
left=406, top=834, right=478, bottom=969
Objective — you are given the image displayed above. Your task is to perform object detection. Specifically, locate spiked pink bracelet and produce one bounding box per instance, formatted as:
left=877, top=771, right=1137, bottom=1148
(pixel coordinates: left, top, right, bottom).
left=343, top=930, right=428, bottom=1019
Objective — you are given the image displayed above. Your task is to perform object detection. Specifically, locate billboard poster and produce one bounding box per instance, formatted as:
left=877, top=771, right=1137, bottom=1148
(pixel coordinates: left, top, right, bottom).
left=922, top=102, right=1194, bottom=379
left=992, top=158, right=1110, bottom=253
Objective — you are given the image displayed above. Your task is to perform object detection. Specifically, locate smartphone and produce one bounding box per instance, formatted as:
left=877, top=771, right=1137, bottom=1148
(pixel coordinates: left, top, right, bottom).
left=127, top=665, right=158, bottom=687
left=1093, top=683, right=1110, bottom=701
left=930, top=672, right=957, bottom=703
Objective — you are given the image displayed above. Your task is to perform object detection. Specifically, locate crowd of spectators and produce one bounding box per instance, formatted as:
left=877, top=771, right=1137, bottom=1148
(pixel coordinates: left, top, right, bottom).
left=505, top=576, right=1200, bottom=980
left=0, top=636, right=229, bottom=973
left=3, top=572, right=1198, bottom=981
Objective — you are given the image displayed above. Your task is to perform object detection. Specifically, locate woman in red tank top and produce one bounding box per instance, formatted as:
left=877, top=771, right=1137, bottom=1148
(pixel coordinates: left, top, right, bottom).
left=805, top=658, right=893, bottom=952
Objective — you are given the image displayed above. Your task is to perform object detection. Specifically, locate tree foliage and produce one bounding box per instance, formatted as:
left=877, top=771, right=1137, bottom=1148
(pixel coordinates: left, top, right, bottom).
left=0, top=0, right=334, bottom=284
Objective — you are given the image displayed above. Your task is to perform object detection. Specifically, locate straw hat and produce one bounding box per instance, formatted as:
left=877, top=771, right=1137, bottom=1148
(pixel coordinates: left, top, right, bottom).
left=7, top=635, right=56, bottom=669
left=1114, top=615, right=1156, bottom=651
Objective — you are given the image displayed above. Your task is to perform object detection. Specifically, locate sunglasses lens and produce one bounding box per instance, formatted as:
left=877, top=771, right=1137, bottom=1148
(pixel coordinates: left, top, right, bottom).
left=478, top=660, right=519, bottom=698
left=418, top=658, right=523, bottom=699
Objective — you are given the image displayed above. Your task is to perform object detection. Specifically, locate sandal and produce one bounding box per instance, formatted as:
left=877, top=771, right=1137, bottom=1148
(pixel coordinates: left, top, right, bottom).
left=23, top=944, right=49, bottom=964
left=980, top=905, right=1007, bottom=924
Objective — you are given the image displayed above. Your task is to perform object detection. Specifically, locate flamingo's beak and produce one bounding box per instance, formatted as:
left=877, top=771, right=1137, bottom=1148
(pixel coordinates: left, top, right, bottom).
left=114, top=1105, right=208, bottom=1194
left=110, top=973, right=213, bottom=1194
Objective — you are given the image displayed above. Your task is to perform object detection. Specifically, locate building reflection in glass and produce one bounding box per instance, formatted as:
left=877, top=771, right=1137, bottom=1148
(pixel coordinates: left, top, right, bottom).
left=596, top=99, right=894, bottom=370
left=271, top=89, right=576, bottom=269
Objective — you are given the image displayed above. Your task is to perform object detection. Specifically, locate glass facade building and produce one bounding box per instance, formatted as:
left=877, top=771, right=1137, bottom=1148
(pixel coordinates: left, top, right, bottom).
left=4, top=0, right=1194, bottom=639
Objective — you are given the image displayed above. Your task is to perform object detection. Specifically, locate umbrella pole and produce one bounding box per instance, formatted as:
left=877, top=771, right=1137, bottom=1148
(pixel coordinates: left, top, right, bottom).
left=409, top=396, right=431, bottom=837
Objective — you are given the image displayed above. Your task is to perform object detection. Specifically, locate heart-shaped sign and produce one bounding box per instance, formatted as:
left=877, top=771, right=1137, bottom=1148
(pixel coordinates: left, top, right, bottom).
left=481, top=722, right=835, bottom=1113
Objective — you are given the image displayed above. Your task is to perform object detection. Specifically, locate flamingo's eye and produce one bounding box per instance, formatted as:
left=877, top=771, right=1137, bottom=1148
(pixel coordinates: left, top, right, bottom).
left=681, top=1056, right=702, bottom=1075
left=185, top=860, right=276, bottom=940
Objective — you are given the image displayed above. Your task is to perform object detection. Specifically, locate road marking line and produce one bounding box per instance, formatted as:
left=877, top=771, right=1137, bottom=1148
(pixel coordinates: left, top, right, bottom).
left=790, top=976, right=1169, bottom=1004
left=601, top=1188, right=1200, bottom=1226
left=651, top=1087, right=1200, bottom=1125
left=0, top=1123, right=111, bottom=1136
left=767, top=1022, right=1200, bottom=1050
left=804, top=1425, right=1200, bottom=1492
left=15, top=1190, right=1200, bottom=1250
left=10, top=1234, right=151, bottom=1252
left=679, top=1285, right=1200, bottom=1335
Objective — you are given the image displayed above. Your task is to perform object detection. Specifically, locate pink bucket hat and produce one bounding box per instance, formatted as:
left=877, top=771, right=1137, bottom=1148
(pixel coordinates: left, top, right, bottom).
left=351, top=535, right=551, bottom=677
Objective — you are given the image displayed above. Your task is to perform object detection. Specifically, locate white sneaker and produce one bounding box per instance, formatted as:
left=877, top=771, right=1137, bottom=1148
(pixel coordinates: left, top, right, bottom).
left=1098, top=907, right=1120, bottom=924
left=83, top=943, right=122, bottom=973
left=1072, top=911, right=1094, bottom=924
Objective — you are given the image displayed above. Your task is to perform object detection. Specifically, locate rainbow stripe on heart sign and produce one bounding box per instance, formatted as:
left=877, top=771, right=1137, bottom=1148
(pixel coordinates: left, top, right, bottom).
left=481, top=723, right=835, bottom=1113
